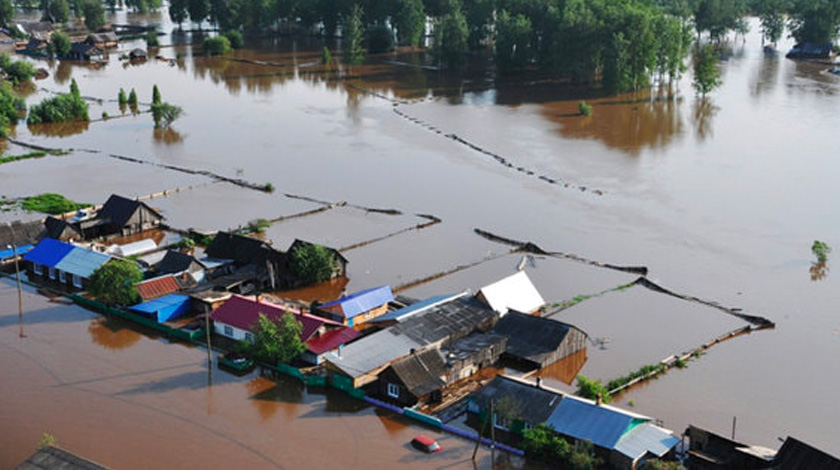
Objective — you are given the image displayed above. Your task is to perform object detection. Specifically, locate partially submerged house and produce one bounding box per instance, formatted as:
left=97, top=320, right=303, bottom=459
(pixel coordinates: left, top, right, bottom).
left=23, top=238, right=111, bottom=290
left=442, top=332, right=507, bottom=381
left=129, top=48, right=147, bottom=60
left=44, top=216, right=81, bottom=242
left=786, top=43, right=834, bottom=59
left=77, top=195, right=164, bottom=239
left=68, top=42, right=105, bottom=61
left=85, top=32, right=119, bottom=49
left=205, top=232, right=287, bottom=290
left=491, top=311, right=588, bottom=369
left=685, top=425, right=779, bottom=469
left=313, top=285, right=394, bottom=326
left=130, top=294, right=192, bottom=323
left=772, top=436, right=840, bottom=470
left=476, top=271, right=545, bottom=315
left=377, top=348, right=447, bottom=407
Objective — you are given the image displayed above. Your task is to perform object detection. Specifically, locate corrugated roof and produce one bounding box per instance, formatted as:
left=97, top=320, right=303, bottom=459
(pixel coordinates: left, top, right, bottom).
left=390, top=349, right=447, bottom=397
left=477, top=271, right=545, bottom=315
left=491, top=311, right=584, bottom=364
left=318, top=285, right=394, bottom=319
left=374, top=293, right=466, bottom=323
left=471, top=376, right=563, bottom=424
left=136, top=275, right=181, bottom=301
left=0, top=244, right=34, bottom=260
left=306, top=327, right=360, bottom=355
left=109, top=239, right=157, bottom=257
left=23, top=238, right=75, bottom=268
left=614, top=423, right=680, bottom=460
left=212, top=295, right=334, bottom=341
left=546, top=396, right=647, bottom=449
left=54, top=247, right=110, bottom=278
left=130, top=294, right=191, bottom=316
left=773, top=437, right=840, bottom=469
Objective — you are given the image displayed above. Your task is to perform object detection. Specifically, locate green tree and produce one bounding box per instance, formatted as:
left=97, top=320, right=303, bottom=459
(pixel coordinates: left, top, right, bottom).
left=244, top=312, right=306, bottom=364
left=692, top=44, right=722, bottom=98
left=290, top=242, right=338, bottom=284
left=188, top=0, right=210, bottom=27
left=343, top=4, right=365, bottom=65
left=128, top=88, right=138, bottom=104
left=152, top=84, right=161, bottom=105
left=145, top=31, right=159, bottom=47
left=640, top=459, right=686, bottom=470
left=81, top=0, right=105, bottom=31
left=151, top=102, right=182, bottom=128
left=118, top=88, right=127, bottom=104
left=50, top=31, right=72, bottom=57
left=42, top=0, right=70, bottom=22
left=522, top=423, right=571, bottom=462
left=5, top=59, right=36, bottom=84
left=494, top=10, right=533, bottom=72
left=568, top=441, right=602, bottom=470
left=392, top=0, right=425, bottom=46
left=694, top=0, right=748, bottom=42
left=203, top=35, right=231, bottom=54
left=788, top=0, right=840, bottom=45
left=0, top=0, right=14, bottom=26
left=169, top=0, right=188, bottom=27
left=88, top=259, right=143, bottom=306
left=434, top=2, right=468, bottom=67
left=463, top=0, right=494, bottom=50
left=753, top=0, right=786, bottom=45
left=70, top=78, right=79, bottom=97
left=0, top=81, right=26, bottom=137
left=223, top=29, right=244, bottom=48
left=366, top=23, right=395, bottom=53
left=812, top=240, right=831, bottom=263
left=575, top=374, right=611, bottom=403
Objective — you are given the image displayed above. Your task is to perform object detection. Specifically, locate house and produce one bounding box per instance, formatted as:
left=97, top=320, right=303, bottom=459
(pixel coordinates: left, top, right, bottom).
left=288, top=239, right=348, bottom=279
left=325, top=296, right=499, bottom=388
left=491, top=311, right=588, bottom=369
left=136, top=274, right=182, bottom=301
left=157, top=250, right=208, bottom=282
left=371, top=292, right=466, bottom=327
left=44, top=216, right=81, bottom=241
left=205, top=232, right=287, bottom=289
left=23, top=238, right=111, bottom=290
left=786, top=43, right=833, bottom=59
left=476, top=271, right=545, bottom=315
left=442, top=332, right=507, bottom=382
left=77, top=195, right=164, bottom=239
left=130, top=294, right=192, bottom=323
left=129, top=48, right=147, bottom=60
left=17, top=445, right=108, bottom=470
left=313, top=285, right=394, bottom=326
left=68, top=42, right=105, bottom=61
left=210, top=295, right=356, bottom=364
left=85, top=32, right=119, bottom=49
left=468, top=375, right=564, bottom=436
left=24, top=37, right=48, bottom=55
left=377, top=348, right=447, bottom=407
left=772, top=436, right=840, bottom=469
left=686, top=425, right=778, bottom=469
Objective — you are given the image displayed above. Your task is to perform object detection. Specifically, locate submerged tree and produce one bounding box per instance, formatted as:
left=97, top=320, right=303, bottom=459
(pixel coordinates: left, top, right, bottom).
left=692, top=44, right=722, bottom=98
left=788, top=0, right=840, bottom=45
left=434, top=1, right=469, bottom=67
left=343, top=4, right=366, bottom=65
left=392, top=0, right=425, bottom=46
left=88, top=259, right=143, bottom=306
left=81, top=0, right=105, bottom=31
left=290, top=242, right=338, bottom=284
left=754, top=0, right=786, bottom=45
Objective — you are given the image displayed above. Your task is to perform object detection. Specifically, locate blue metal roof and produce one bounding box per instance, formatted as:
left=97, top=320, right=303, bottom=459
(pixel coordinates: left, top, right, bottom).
left=55, top=248, right=111, bottom=278
left=546, top=397, right=645, bottom=449
left=374, top=293, right=463, bottom=323
left=23, top=238, right=75, bottom=268
left=319, top=285, right=394, bottom=319
left=614, top=423, right=679, bottom=460
left=0, top=244, right=34, bottom=260
left=130, top=294, right=191, bottom=322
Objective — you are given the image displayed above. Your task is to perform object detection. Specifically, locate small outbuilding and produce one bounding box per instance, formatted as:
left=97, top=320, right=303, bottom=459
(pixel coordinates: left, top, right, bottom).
left=129, top=48, right=147, bottom=60
left=314, top=285, right=394, bottom=326
left=130, top=294, right=192, bottom=323
left=476, top=271, right=545, bottom=315
left=377, top=348, right=447, bottom=407
left=491, top=311, right=588, bottom=369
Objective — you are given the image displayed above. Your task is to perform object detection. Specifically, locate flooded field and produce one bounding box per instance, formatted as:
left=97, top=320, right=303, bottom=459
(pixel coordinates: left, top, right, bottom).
left=1, top=9, right=840, bottom=467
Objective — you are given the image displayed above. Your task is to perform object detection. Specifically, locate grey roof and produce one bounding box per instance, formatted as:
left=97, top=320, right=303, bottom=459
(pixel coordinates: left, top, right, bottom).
left=17, top=445, right=108, bottom=470
left=773, top=437, right=840, bottom=470
left=327, top=297, right=498, bottom=380
left=389, top=348, right=446, bottom=397
left=443, top=332, right=507, bottom=363
left=158, top=250, right=204, bottom=275
left=0, top=219, right=46, bottom=247
left=492, top=311, right=584, bottom=364
left=471, top=376, right=563, bottom=425
left=98, top=195, right=162, bottom=228
left=614, top=423, right=680, bottom=460
left=44, top=216, right=80, bottom=240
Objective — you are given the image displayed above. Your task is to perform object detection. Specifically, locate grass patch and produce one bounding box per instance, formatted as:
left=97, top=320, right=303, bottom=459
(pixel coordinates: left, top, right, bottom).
left=20, top=193, right=91, bottom=215
left=605, top=363, right=667, bottom=393
left=0, top=151, right=48, bottom=165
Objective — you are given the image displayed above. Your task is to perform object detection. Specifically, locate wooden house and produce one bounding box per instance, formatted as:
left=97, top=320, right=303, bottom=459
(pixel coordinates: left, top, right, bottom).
left=313, top=285, right=393, bottom=327
left=44, top=216, right=82, bottom=242
left=85, top=32, right=119, bottom=49
left=377, top=348, right=447, bottom=407
left=205, top=232, right=287, bottom=290
left=23, top=238, right=111, bottom=290
left=491, top=311, right=588, bottom=369
left=442, top=332, right=507, bottom=382
left=77, top=194, right=164, bottom=239
left=68, top=42, right=105, bottom=62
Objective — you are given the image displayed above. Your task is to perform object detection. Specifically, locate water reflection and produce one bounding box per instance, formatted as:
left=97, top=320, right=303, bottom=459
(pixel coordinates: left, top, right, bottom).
left=536, top=348, right=587, bottom=385
left=787, top=60, right=839, bottom=96
left=153, top=127, right=185, bottom=145
left=246, top=375, right=304, bottom=422
left=28, top=120, right=90, bottom=137
left=88, top=317, right=141, bottom=350
left=693, top=99, right=718, bottom=142
left=810, top=261, right=829, bottom=282
left=274, top=276, right=348, bottom=303
left=751, top=55, right=780, bottom=98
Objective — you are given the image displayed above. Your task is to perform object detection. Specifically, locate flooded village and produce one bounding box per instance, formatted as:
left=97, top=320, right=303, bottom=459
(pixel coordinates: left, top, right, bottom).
left=2, top=2, right=840, bottom=470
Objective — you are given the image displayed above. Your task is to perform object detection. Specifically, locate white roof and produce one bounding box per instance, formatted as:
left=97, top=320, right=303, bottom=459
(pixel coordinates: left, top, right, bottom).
left=108, top=239, right=158, bottom=257
left=477, top=271, right=545, bottom=315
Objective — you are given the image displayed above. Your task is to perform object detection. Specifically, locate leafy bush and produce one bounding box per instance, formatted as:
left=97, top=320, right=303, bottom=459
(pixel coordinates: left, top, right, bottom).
left=20, top=193, right=90, bottom=214
left=145, top=31, right=159, bottom=47
left=5, top=60, right=36, bottom=84
left=118, top=88, right=127, bottom=104
left=366, top=24, right=395, bottom=53
left=0, top=81, right=25, bottom=137
left=203, top=36, right=231, bottom=55
left=128, top=88, right=138, bottom=105
left=88, top=259, right=143, bottom=306
left=28, top=83, right=90, bottom=124
left=812, top=240, right=831, bottom=263
left=50, top=32, right=72, bottom=57
left=575, top=375, right=611, bottom=403
left=223, top=30, right=244, bottom=49
left=579, top=101, right=593, bottom=116
left=151, top=102, right=182, bottom=128
left=290, top=242, right=338, bottom=284
left=246, top=218, right=271, bottom=233
left=240, top=312, right=306, bottom=364
left=522, top=423, right=570, bottom=462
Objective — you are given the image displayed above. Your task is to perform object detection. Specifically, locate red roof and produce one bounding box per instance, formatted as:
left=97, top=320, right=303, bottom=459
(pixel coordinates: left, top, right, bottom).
left=211, top=295, right=335, bottom=341
left=136, top=275, right=180, bottom=301
left=306, top=327, right=360, bottom=356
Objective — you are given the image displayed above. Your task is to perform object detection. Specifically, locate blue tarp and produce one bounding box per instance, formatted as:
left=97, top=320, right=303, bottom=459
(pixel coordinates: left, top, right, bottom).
left=0, top=244, right=34, bottom=260
left=319, top=285, right=394, bottom=319
left=545, top=397, right=643, bottom=450
left=130, top=294, right=191, bottom=323
left=23, top=238, right=75, bottom=268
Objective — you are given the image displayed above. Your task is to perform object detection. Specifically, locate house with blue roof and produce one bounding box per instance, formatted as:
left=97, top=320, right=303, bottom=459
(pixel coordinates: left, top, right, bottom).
left=130, top=294, right=193, bottom=323
left=468, top=375, right=679, bottom=469
left=24, top=238, right=111, bottom=290
left=314, top=285, right=394, bottom=327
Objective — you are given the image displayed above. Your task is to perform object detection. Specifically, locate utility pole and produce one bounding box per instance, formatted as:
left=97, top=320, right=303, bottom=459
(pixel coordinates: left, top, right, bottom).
left=7, top=244, right=24, bottom=338
left=731, top=416, right=737, bottom=440
left=204, top=309, right=213, bottom=365
left=490, top=399, right=496, bottom=464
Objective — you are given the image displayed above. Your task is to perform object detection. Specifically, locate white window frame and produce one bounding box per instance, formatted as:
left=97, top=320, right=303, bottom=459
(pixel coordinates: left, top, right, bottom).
left=48, top=267, right=56, bottom=280
left=72, top=274, right=83, bottom=288
left=493, top=413, right=510, bottom=431
left=59, top=270, right=67, bottom=283
left=34, top=263, right=43, bottom=275
left=223, top=325, right=234, bottom=337
left=387, top=383, right=400, bottom=398
left=245, top=332, right=254, bottom=343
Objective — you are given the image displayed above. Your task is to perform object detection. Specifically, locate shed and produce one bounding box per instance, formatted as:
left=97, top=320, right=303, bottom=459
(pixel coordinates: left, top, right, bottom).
left=136, top=274, right=181, bottom=301
left=129, top=48, right=147, bottom=60
left=491, top=311, right=588, bottom=369
left=377, top=348, right=447, bottom=407
left=477, top=271, right=545, bottom=315
left=130, top=294, right=192, bottom=322
left=107, top=238, right=157, bottom=257
left=78, top=194, right=163, bottom=239
left=315, top=285, right=394, bottom=326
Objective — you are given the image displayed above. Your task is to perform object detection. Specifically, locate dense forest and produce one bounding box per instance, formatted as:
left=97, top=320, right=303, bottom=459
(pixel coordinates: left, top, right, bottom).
left=3, top=0, right=839, bottom=94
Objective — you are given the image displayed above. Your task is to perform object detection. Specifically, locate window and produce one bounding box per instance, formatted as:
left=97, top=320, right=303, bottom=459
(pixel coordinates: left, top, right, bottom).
left=72, top=275, right=83, bottom=288
left=493, top=413, right=510, bottom=431
left=223, top=325, right=233, bottom=337
left=48, top=267, right=56, bottom=280
left=387, top=383, right=400, bottom=398
left=523, top=422, right=533, bottom=431
left=245, top=332, right=254, bottom=343
left=34, top=264, right=43, bottom=275
left=59, top=270, right=67, bottom=283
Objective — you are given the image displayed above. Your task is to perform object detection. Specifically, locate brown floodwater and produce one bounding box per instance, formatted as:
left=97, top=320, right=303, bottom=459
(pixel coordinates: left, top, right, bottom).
left=2, top=9, right=840, bottom=463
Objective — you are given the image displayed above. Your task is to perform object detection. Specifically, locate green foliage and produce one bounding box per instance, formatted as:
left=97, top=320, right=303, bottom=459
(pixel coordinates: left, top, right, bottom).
left=242, top=312, right=306, bottom=364
left=264, top=182, right=274, bottom=192
left=322, top=46, right=332, bottom=64
left=575, top=375, right=612, bottom=403
left=88, top=259, right=143, bottom=306
left=4, top=59, right=36, bottom=84
left=753, top=0, right=786, bottom=44
left=0, top=151, right=48, bottom=164
left=694, top=0, right=748, bottom=42
left=38, top=431, right=56, bottom=449
left=118, top=88, right=128, bottom=104
left=146, top=31, right=159, bottom=47
left=605, top=363, right=667, bottom=391
left=128, top=88, right=138, bottom=105
left=692, top=44, right=722, bottom=98
left=290, top=242, right=338, bottom=284
left=175, top=237, right=196, bottom=251
left=246, top=218, right=271, bottom=233
left=434, top=4, right=469, bottom=67
left=788, top=0, right=840, bottom=44
left=343, top=4, right=366, bottom=65
left=522, top=423, right=571, bottom=462
left=203, top=35, right=232, bottom=55
left=188, top=0, right=210, bottom=26
left=641, top=459, right=686, bottom=470
left=151, top=102, right=182, bottom=128
left=812, top=240, right=832, bottom=263
left=28, top=82, right=90, bottom=124
left=101, top=111, right=108, bottom=119
left=366, top=24, right=395, bottom=53
left=152, top=85, right=161, bottom=105
left=20, top=193, right=90, bottom=214
left=169, top=0, right=188, bottom=25
left=0, top=81, right=25, bottom=137
left=223, top=30, right=244, bottom=49
left=42, top=0, right=70, bottom=23
left=567, top=441, right=602, bottom=470
left=494, top=10, right=533, bottom=72
left=579, top=100, right=592, bottom=116
left=392, top=0, right=426, bottom=46
left=50, top=31, right=72, bottom=57
left=0, top=0, right=14, bottom=26
left=81, top=0, right=105, bottom=31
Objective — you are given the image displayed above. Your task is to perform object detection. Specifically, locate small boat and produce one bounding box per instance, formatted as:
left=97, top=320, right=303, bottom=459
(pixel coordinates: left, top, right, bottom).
left=218, top=352, right=254, bottom=372
left=411, top=435, right=442, bottom=453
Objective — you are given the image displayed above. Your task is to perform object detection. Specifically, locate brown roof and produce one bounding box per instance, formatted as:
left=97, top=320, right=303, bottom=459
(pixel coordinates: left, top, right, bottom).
left=136, top=275, right=180, bottom=301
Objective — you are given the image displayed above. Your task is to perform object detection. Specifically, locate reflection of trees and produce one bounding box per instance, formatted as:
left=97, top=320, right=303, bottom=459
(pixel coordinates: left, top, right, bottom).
left=693, top=98, right=718, bottom=142
left=810, top=262, right=829, bottom=282
left=153, top=126, right=185, bottom=145
left=88, top=317, right=141, bottom=350
left=751, top=55, right=780, bottom=98
left=55, top=61, right=72, bottom=85
left=246, top=375, right=304, bottom=422
left=27, top=120, right=90, bottom=137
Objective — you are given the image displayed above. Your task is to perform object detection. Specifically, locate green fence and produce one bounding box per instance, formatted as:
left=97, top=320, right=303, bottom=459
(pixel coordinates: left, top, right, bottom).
left=404, top=408, right=443, bottom=429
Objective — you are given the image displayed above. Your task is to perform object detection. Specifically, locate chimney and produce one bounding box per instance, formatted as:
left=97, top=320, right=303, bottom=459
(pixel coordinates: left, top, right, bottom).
left=596, top=393, right=603, bottom=406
